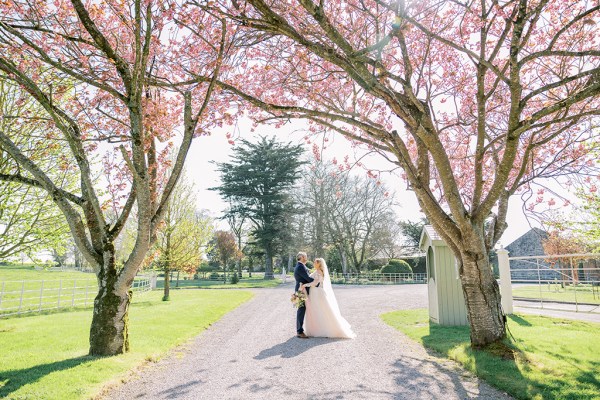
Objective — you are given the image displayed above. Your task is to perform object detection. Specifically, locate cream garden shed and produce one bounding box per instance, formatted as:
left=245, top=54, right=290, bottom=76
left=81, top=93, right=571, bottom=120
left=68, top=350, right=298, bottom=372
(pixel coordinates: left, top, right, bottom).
left=419, top=225, right=468, bottom=326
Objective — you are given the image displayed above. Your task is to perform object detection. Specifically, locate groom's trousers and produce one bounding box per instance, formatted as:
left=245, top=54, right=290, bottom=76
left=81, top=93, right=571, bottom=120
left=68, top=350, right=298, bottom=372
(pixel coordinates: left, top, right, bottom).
left=296, top=305, right=306, bottom=333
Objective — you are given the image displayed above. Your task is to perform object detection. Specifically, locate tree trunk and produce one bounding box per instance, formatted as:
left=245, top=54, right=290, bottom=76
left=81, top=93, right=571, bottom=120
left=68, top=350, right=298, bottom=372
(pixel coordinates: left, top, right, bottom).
left=315, top=185, right=325, bottom=257
left=237, top=235, right=243, bottom=278
left=339, top=247, right=348, bottom=277
left=163, top=267, right=171, bottom=301
left=89, top=267, right=131, bottom=356
left=73, top=244, right=82, bottom=270
left=264, top=247, right=273, bottom=279
left=459, top=241, right=506, bottom=348
left=74, top=251, right=81, bottom=270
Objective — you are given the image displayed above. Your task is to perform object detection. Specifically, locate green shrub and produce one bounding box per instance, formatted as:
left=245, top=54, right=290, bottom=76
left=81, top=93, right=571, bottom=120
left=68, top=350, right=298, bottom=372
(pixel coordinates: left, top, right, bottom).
left=408, top=256, right=426, bottom=274
left=196, top=263, right=217, bottom=273
left=209, top=272, right=220, bottom=280
left=230, top=273, right=239, bottom=284
left=380, top=259, right=412, bottom=274
left=366, top=258, right=388, bottom=271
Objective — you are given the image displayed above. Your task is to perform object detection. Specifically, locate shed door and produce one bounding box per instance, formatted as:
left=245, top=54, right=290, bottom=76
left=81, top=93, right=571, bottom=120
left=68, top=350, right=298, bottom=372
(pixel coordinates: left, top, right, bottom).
left=427, top=246, right=435, bottom=281
left=426, top=246, right=439, bottom=322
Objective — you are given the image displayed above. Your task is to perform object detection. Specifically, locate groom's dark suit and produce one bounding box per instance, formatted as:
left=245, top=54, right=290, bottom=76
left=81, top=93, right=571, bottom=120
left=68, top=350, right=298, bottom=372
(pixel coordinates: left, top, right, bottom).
left=294, top=261, right=314, bottom=334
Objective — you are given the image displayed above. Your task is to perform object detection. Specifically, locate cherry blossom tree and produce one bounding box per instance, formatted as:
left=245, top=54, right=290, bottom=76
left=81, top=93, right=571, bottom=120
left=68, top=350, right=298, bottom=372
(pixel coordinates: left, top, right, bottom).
left=206, top=0, right=600, bottom=347
left=0, top=1, right=231, bottom=355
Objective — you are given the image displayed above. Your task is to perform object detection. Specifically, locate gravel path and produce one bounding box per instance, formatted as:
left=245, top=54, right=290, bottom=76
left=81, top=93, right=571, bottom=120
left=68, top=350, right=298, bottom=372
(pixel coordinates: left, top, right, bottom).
left=104, top=284, right=511, bottom=400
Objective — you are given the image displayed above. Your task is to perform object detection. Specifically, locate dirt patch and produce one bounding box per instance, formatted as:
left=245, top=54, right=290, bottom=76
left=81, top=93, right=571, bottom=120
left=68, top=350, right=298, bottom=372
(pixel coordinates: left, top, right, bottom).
left=483, top=341, right=520, bottom=361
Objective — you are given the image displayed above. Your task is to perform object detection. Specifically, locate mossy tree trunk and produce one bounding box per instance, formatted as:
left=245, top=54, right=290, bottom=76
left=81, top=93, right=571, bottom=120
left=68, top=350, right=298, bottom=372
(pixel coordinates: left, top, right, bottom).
left=89, top=250, right=133, bottom=356
left=459, top=244, right=505, bottom=348
left=422, top=219, right=505, bottom=348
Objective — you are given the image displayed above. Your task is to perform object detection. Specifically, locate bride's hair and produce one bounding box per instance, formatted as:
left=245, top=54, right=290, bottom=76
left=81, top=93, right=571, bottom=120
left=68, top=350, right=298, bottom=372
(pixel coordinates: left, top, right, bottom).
left=314, top=258, right=325, bottom=273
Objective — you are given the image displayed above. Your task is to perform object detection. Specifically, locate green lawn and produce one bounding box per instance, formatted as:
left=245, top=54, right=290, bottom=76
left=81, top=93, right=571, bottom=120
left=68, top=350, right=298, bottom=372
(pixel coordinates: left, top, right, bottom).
left=512, top=284, right=600, bottom=304
left=0, top=265, right=151, bottom=316
left=156, top=275, right=283, bottom=289
left=0, top=264, right=95, bottom=282
left=330, top=278, right=424, bottom=285
left=0, top=289, right=253, bottom=400
left=382, top=309, right=600, bottom=400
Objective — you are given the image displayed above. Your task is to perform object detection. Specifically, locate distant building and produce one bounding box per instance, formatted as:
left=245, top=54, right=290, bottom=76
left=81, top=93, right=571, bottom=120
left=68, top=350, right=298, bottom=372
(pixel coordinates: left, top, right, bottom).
left=506, top=228, right=547, bottom=257
left=505, top=228, right=560, bottom=281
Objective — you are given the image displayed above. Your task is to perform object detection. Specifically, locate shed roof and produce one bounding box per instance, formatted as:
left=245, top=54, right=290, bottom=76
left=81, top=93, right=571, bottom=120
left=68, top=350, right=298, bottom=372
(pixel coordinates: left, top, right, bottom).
left=419, top=225, right=446, bottom=249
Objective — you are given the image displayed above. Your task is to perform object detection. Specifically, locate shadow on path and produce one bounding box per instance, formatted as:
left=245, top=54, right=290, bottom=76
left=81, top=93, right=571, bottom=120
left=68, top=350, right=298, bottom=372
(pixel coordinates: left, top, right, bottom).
left=0, top=356, right=94, bottom=398
left=254, top=336, right=338, bottom=360
left=158, top=377, right=204, bottom=399
left=390, top=354, right=476, bottom=399
left=418, top=321, right=524, bottom=398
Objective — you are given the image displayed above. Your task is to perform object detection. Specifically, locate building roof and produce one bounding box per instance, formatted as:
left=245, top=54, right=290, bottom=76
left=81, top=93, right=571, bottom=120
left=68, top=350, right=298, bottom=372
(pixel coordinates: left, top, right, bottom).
left=419, top=225, right=446, bottom=249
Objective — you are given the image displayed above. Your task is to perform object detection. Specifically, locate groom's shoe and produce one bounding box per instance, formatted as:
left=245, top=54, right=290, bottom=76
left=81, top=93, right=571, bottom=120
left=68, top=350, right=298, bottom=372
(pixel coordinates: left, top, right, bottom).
left=297, top=332, right=309, bottom=339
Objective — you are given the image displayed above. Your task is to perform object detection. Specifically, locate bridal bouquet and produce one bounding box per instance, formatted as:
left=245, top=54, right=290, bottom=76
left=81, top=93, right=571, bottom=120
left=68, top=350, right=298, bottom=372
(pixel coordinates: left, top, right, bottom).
left=290, top=290, right=307, bottom=308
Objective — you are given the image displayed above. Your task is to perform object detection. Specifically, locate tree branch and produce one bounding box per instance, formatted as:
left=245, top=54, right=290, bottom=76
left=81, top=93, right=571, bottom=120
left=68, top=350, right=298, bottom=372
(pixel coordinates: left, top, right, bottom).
left=0, top=130, right=100, bottom=267
left=0, top=173, right=84, bottom=205
left=69, top=0, right=133, bottom=92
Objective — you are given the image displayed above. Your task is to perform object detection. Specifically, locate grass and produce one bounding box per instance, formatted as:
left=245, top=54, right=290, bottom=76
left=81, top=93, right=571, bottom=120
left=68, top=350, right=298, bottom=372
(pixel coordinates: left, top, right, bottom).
left=330, top=278, right=425, bottom=285
left=382, top=309, right=600, bottom=400
left=0, top=264, right=149, bottom=316
left=0, top=264, right=95, bottom=282
left=156, top=274, right=283, bottom=289
left=512, top=284, right=600, bottom=304
left=0, top=289, right=253, bottom=400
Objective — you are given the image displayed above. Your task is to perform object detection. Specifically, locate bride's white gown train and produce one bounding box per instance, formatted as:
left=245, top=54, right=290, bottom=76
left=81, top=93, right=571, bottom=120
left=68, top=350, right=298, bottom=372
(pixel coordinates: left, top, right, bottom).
left=303, top=265, right=356, bottom=339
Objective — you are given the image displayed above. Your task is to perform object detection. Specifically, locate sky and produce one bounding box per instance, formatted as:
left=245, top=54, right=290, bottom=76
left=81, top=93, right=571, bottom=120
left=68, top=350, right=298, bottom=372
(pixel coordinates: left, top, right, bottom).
left=183, top=119, right=537, bottom=248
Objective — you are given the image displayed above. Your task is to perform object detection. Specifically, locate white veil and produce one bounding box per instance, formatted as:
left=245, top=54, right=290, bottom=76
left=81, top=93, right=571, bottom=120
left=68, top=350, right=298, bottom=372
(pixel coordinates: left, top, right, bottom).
left=320, top=259, right=343, bottom=317
left=309, top=258, right=356, bottom=338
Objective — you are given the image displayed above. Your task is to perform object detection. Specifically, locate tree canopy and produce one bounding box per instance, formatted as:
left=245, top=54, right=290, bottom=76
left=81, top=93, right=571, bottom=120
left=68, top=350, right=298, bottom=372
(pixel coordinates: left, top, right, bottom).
left=209, top=0, right=600, bottom=347
left=0, top=0, right=231, bottom=355
left=1, top=0, right=599, bottom=351
left=0, top=77, right=74, bottom=261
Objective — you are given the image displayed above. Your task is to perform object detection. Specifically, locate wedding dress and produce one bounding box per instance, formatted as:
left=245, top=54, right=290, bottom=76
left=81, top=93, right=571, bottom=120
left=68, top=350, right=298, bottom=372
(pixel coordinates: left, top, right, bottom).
left=303, top=262, right=356, bottom=339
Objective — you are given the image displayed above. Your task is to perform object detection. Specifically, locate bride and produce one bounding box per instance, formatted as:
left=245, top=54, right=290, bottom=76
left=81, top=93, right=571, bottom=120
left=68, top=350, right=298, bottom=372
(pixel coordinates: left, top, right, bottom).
left=300, top=258, right=356, bottom=339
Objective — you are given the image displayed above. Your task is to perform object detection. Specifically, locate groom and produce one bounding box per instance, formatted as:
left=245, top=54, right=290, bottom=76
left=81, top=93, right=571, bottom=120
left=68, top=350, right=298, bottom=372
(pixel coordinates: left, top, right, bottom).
left=294, top=252, right=313, bottom=339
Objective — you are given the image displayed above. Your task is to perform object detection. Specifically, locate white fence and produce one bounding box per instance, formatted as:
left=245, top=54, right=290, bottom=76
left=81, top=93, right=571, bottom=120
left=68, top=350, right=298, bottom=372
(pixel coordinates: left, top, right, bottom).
left=330, top=272, right=427, bottom=284
left=506, top=253, right=600, bottom=313
left=0, top=276, right=151, bottom=317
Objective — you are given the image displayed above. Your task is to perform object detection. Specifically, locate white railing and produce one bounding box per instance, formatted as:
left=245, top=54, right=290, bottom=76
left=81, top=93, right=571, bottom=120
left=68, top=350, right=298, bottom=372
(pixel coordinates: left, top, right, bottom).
left=330, top=272, right=427, bottom=284
left=506, top=253, right=600, bottom=313
left=0, top=276, right=151, bottom=318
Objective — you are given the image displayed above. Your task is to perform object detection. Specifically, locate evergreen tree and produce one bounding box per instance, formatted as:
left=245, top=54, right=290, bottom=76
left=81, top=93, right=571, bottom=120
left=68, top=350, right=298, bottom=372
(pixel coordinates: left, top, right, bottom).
left=399, top=219, right=429, bottom=253
left=212, top=137, right=304, bottom=279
